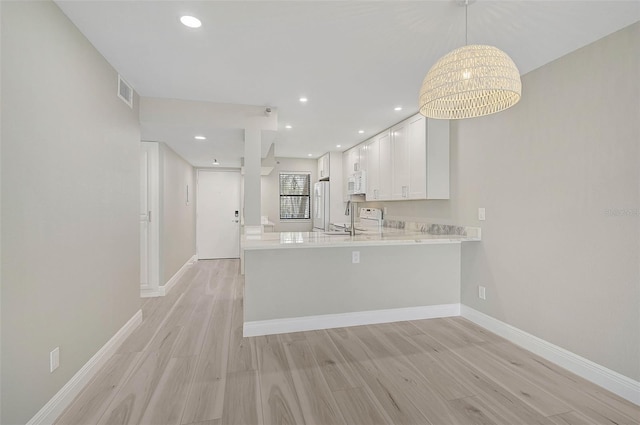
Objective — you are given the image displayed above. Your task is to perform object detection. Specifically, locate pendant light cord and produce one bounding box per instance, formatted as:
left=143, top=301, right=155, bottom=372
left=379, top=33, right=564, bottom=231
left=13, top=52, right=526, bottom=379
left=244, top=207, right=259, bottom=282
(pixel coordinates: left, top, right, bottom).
left=465, top=0, right=468, bottom=45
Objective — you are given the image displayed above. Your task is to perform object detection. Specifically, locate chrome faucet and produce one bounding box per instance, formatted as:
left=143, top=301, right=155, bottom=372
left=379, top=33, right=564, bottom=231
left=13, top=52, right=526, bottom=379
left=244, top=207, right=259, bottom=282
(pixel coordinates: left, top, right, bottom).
left=349, top=201, right=357, bottom=236
left=344, top=200, right=351, bottom=216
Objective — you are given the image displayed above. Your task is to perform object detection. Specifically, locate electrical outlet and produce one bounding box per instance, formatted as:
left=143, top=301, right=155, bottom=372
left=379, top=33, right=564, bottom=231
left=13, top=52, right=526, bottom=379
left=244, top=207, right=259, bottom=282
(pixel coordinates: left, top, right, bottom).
left=478, top=208, right=486, bottom=221
left=478, top=286, right=486, bottom=300
left=352, top=251, right=360, bottom=264
left=50, top=347, right=60, bottom=372
left=383, top=207, right=388, bottom=216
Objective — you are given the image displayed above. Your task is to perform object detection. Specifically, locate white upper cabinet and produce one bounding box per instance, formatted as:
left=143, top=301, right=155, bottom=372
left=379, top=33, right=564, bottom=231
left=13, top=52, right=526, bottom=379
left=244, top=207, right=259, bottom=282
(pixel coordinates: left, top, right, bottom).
left=346, top=147, right=360, bottom=173
left=318, top=153, right=330, bottom=180
left=365, top=130, right=392, bottom=201
left=377, top=130, right=393, bottom=200
left=391, top=119, right=410, bottom=199
left=364, top=137, right=379, bottom=200
left=342, top=147, right=356, bottom=201
left=393, top=114, right=449, bottom=200
left=342, top=113, right=449, bottom=202
left=358, top=142, right=368, bottom=174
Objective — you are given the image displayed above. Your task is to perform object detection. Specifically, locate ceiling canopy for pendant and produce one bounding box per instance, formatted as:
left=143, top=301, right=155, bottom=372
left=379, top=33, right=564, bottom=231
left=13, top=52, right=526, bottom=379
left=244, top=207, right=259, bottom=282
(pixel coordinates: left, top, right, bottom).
left=419, top=2, right=522, bottom=120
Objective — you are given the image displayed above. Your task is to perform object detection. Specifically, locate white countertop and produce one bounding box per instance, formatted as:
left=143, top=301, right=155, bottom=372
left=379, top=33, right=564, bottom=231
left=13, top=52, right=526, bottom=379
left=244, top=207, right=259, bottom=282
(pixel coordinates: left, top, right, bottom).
left=242, top=228, right=480, bottom=250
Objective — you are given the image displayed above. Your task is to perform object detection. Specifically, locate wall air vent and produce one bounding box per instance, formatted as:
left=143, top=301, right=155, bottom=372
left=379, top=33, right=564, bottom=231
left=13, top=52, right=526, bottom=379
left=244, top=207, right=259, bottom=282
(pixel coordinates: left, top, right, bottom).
left=117, top=74, right=133, bottom=108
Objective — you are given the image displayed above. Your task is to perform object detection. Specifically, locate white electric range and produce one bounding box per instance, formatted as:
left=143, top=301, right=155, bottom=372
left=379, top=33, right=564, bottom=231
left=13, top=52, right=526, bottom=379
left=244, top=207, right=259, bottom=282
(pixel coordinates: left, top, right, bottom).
left=330, top=207, right=383, bottom=234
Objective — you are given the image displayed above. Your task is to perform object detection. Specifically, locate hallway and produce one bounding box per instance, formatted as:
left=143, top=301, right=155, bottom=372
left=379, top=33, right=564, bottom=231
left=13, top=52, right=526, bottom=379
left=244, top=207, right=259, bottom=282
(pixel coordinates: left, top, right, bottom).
left=55, top=260, right=639, bottom=425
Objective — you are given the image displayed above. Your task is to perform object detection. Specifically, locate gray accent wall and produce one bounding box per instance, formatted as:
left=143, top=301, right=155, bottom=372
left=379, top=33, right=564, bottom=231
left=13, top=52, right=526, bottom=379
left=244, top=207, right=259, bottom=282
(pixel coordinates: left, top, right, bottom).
left=245, top=244, right=461, bottom=322
left=159, top=143, right=196, bottom=285
left=365, top=23, right=640, bottom=381
left=1, top=1, right=141, bottom=423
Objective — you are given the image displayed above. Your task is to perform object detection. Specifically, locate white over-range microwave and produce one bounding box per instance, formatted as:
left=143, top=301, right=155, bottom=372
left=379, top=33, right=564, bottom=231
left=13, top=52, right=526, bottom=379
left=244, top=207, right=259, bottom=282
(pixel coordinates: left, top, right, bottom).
left=347, top=170, right=367, bottom=195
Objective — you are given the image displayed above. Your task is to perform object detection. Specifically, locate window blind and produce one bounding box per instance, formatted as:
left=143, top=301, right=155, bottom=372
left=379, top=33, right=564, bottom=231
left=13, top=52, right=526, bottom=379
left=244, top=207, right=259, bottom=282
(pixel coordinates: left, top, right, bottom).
left=279, top=173, right=311, bottom=219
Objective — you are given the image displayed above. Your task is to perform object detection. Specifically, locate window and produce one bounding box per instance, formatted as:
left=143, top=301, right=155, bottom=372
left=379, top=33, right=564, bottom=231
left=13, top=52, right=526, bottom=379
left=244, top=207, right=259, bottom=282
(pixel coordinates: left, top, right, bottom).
left=279, top=172, right=311, bottom=220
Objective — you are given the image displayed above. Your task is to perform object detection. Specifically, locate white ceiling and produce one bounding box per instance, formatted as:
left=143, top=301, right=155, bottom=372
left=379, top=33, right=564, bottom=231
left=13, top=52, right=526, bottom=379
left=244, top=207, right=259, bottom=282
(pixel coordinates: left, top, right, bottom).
left=56, top=1, right=639, bottom=167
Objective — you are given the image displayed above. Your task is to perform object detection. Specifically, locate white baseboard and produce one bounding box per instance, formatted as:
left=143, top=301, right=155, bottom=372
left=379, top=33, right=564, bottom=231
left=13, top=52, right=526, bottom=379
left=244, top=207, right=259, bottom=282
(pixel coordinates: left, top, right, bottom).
left=140, top=285, right=161, bottom=298
left=159, top=255, right=196, bottom=296
left=243, top=303, right=460, bottom=337
left=27, top=309, right=143, bottom=425
left=461, top=305, right=640, bottom=406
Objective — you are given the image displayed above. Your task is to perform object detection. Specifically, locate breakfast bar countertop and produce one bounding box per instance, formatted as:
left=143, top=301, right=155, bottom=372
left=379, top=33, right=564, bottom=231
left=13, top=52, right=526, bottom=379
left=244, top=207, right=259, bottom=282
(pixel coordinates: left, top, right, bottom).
left=241, top=226, right=481, bottom=250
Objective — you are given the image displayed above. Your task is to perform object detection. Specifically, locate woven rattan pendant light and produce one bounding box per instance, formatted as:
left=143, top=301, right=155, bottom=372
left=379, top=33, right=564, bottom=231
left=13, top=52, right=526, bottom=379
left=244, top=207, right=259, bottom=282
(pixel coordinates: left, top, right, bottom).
left=419, top=0, right=522, bottom=119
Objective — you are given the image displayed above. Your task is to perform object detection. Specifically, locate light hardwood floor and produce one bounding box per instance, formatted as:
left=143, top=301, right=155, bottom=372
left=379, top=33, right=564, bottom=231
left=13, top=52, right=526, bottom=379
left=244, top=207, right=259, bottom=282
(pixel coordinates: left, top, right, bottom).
left=56, top=259, right=640, bottom=425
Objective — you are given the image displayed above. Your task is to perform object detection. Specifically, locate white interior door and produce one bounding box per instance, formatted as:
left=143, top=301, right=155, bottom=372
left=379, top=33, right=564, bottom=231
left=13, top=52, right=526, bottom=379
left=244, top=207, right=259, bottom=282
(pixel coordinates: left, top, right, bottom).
left=197, top=170, right=241, bottom=259
left=140, top=142, right=160, bottom=296
left=140, top=147, right=150, bottom=286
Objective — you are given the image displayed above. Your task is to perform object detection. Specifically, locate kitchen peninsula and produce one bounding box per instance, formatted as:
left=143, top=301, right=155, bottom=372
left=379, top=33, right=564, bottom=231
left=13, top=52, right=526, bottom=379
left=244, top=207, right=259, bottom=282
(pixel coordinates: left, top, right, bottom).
left=242, top=223, right=480, bottom=337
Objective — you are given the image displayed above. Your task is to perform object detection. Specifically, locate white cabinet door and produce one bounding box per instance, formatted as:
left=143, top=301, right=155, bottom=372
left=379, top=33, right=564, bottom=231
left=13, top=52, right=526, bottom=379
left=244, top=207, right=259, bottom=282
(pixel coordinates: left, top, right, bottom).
left=391, top=120, right=410, bottom=199
left=377, top=130, right=392, bottom=201
left=342, top=149, right=353, bottom=201
left=392, top=114, right=449, bottom=200
left=408, top=114, right=427, bottom=199
left=318, top=153, right=330, bottom=180
left=358, top=142, right=368, bottom=174
left=365, top=137, right=379, bottom=200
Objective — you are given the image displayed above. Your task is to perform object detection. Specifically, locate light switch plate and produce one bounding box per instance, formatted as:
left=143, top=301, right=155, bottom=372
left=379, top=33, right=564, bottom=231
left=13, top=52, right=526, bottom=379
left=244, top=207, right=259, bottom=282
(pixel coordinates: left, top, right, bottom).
left=478, top=286, right=486, bottom=300
left=352, top=251, right=360, bottom=264
left=478, top=208, right=486, bottom=221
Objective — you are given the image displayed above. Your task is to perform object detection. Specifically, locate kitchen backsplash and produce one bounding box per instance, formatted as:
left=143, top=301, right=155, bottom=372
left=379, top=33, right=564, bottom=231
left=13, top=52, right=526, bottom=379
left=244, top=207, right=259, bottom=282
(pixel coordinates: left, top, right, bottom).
left=383, top=219, right=481, bottom=239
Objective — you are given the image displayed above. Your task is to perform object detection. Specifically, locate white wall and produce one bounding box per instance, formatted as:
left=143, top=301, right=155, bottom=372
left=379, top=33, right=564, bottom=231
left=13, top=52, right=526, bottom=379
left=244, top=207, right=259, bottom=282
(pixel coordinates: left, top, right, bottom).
left=1, top=1, right=141, bottom=423
left=261, top=157, right=318, bottom=232
left=365, top=23, right=640, bottom=381
left=159, top=143, right=196, bottom=285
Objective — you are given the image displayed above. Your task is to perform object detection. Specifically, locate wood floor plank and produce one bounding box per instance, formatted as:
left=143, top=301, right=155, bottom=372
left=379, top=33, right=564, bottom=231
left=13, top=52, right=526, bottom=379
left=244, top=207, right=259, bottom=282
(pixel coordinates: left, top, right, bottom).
left=479, top=341, right=640, bottom=424
left=221, top=370, right=262, bottom=425
left=547, top=411, right=600, bottom=425
left=55, top=352, right=142, bottom=425
left=117, top=291, right=185, bottom=354
left=447, top=396, right=505, bottom=425
left=139, top=356, right=198, bottom=425
left=452, top=344, right=574, bottom=416
left=378, top=326, right=476, bottom=401
left=354, top=327, right=464, bottom=425
left=173, top=295, right=215, bottom=358
left=446, top=317, right=508, bottom=344
left=428, top=350, right=556, bottom=425
left=256, top=336, right=306, bottom=425
left=227, top=278, right=258, bottom=373
left=410, top=317, right=487, bottom=349
left=97, top=325, right=183, bottom=425
left=283, top=339, right=346, bottom=425
left=332, top=387, right=388, bottom=425
left=183, top=420, right=221, bottom=425
left=180, top=299, right=232, bottom=424
left=305, top=330, right=361, bottom=392
left=327, top=328, right=432, bottom=425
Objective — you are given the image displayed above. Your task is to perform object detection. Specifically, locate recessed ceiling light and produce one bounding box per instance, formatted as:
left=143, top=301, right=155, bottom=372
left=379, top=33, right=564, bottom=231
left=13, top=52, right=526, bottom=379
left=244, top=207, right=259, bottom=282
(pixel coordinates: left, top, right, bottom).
left=194, top=136, right=206, bottom=140
left=285, top=125, right=292, bottom=129
left=394, top=106, right=403, bottom=111
left=336, top=144, right=341, bottom=148
left=358, top=130, right=364, bottom=134
left=299, top=97, right=308, bottom=103
left=307, top=154, right=313, bottom=157
left=180, top=16, right=202, bottom=28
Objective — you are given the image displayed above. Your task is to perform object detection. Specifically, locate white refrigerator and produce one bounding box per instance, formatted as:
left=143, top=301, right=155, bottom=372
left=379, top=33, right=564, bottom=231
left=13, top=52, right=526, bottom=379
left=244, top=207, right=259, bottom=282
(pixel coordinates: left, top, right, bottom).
left=312, top=181, right=330, bottom=232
